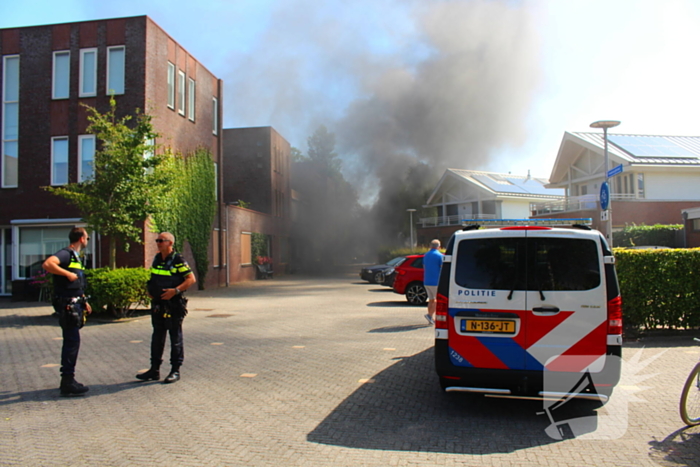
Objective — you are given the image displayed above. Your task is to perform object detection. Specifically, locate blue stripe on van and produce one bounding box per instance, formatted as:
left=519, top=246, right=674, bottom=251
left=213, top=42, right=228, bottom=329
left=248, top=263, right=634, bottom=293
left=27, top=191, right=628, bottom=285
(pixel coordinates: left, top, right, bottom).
left=448, top=346, right=473, bottom=367
left=476, top=336, right=525, bottom=370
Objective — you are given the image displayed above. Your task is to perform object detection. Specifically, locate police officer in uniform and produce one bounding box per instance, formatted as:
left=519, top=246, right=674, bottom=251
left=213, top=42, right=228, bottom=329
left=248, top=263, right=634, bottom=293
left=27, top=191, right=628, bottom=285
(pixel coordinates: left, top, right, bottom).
left=42, top=227, right=92, bottom=396
left=136, top=232, right=196, bottom=384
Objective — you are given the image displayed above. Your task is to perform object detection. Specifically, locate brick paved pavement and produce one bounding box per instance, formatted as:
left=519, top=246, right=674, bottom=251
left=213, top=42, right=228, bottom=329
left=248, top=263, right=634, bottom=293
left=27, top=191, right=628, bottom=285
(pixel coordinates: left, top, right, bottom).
left=0, top=272, right=699, bottom=466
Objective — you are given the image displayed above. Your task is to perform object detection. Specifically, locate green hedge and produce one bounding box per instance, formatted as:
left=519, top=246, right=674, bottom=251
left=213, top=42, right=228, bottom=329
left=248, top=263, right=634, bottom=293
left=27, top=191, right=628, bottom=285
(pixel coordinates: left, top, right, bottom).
left=615, top=248, right=700, bottom=330
left=613, top=224, right=683, bottom=248
left=378, top=246, right=436, bottom=263
left=85, top=267, right=150, bottom=318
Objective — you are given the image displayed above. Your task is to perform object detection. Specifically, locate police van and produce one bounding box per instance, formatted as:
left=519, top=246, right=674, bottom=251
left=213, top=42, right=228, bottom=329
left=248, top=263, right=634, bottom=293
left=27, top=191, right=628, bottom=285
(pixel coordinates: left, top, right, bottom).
left=435, top=219, right=622, bottom=403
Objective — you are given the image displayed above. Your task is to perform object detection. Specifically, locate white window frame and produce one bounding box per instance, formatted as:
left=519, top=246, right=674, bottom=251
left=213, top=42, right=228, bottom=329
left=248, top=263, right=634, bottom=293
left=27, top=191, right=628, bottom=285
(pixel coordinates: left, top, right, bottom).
left=188, top=77, right=195, bottom=121
left=2, top=54, right=20, bottom=188
left=167, top=62, right=175, bottom=109
left=78, top=134, right=95, bottom=182
left=212, top=97, right=218, bottom=135
left=52, top=50, right=70, bottom=99
left=106, top=46, right=125, bottom=96
left=51, top=136, right=69, bottom=186
left=11, top=220, right=92, bottom=280
left=177, top=70, right=186, bottom=116
left=79, top=48, right=97, bottom=97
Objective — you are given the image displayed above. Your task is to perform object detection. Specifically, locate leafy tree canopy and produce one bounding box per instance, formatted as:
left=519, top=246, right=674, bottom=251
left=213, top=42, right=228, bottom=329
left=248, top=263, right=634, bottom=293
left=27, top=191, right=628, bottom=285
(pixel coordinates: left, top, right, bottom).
left=47, top=98, right=170, bottom=268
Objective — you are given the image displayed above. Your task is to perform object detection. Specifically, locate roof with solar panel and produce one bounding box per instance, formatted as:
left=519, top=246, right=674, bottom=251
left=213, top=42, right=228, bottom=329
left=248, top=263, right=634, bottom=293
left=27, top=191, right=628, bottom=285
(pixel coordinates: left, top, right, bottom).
left=570, top=133, right=700, bottom=165
left=429, top=169, right=565, bottom=201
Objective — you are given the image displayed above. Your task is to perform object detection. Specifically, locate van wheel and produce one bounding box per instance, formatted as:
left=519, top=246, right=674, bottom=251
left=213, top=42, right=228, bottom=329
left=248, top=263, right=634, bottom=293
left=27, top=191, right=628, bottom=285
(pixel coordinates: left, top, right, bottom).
left=406, top=282, right=427, bottom=306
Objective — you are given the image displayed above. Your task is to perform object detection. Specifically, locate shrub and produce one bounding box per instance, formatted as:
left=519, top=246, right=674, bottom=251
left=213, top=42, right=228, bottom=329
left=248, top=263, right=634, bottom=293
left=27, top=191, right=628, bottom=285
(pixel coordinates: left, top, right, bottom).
left=614, top=224, right=683, bottom=248
left=615, top=248, right=700, bottom=330
left=378, top=246, right=443, bottom=263
left=85, top=267, right=150, bottom=318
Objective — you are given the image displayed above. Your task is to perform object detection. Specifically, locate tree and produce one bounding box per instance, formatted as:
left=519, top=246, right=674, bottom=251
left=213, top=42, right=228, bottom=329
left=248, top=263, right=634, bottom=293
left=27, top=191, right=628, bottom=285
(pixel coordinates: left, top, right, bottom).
left=47, top=98, right=168, bottom=269
left=307, top=125, right=341, bottom=175
left=150, top=148, right=217, bottom=289
left=290, top=147, right=308, bottom=163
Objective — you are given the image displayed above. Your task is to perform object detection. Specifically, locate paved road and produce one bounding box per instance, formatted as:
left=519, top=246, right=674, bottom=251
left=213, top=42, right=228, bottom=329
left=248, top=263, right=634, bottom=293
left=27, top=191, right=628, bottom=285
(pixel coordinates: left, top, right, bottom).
left=0, top=272, right=699, bottom=466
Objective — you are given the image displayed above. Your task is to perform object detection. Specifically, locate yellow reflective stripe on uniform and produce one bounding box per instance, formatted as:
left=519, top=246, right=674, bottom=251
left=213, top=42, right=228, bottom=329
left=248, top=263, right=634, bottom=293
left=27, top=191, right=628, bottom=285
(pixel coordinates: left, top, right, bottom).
left=150, top=268, right=172, bottom=276
left=68, top=262, right=84, bottom=270
left=175, top=266, right=191, bottom=273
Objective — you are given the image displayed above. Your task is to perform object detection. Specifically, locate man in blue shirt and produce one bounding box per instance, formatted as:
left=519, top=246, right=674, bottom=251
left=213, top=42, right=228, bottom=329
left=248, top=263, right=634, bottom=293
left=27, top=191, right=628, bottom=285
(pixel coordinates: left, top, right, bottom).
left=423, top=239, right=443, bottom=325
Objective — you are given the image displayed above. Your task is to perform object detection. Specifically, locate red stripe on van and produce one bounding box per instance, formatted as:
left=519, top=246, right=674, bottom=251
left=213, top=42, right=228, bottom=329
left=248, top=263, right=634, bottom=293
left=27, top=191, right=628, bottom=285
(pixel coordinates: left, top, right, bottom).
left=544, top=320, right=607, bottom=372
left=450, top=336, right=510, bottom=370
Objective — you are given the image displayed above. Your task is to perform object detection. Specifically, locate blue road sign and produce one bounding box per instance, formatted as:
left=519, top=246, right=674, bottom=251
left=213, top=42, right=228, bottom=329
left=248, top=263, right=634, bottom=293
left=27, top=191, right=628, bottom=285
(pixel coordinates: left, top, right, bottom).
left=600, top=181, right=610, bottom=210
left=607, top=164, right=623, bottom=178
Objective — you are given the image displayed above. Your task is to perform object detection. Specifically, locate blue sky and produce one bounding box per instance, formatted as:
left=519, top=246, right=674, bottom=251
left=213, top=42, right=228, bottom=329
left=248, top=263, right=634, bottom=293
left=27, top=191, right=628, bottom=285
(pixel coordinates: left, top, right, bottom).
left=2, top=0, right=699, bottom=185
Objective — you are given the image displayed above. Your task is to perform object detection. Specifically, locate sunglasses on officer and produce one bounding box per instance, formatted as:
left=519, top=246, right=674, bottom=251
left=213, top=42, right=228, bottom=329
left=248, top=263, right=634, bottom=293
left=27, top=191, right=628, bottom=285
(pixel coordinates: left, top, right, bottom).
left=155, top=238, right=171, bottom=243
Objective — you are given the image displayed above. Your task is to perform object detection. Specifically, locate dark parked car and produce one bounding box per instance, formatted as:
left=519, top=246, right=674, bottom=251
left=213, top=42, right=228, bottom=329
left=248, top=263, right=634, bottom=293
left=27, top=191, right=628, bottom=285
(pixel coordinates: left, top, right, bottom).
left=392, top=254, right=427, bottom=305
left=360, top=256, right=406, bottom=284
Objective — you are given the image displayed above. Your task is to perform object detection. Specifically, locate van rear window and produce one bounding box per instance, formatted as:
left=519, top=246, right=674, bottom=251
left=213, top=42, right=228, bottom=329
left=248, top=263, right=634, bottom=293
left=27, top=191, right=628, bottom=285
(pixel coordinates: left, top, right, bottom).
left=455, top=238, right=600, bottom=291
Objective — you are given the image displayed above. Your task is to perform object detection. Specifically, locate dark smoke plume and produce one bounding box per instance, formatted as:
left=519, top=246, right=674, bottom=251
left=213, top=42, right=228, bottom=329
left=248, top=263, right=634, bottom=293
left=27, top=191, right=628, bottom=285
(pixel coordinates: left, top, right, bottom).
left=220, top=0, right=542, bottom=253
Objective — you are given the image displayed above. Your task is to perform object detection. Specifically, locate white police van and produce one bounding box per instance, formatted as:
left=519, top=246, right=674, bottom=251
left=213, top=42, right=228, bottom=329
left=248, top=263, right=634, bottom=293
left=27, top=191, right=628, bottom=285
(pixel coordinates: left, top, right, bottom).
left=434, top=219, right=622, bottom=403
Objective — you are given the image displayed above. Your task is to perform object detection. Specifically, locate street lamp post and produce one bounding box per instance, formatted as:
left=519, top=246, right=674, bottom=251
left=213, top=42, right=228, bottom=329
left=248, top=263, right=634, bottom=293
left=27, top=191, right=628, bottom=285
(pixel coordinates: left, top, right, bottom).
left=406, top=209, right=416, bottom=248
left=590, top=120, right=621, bottom=247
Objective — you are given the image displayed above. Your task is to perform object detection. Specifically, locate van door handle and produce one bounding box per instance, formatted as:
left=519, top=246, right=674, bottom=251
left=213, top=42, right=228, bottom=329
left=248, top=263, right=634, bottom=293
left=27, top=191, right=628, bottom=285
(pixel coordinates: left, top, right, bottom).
left=532, top=306, right=560, bottom=313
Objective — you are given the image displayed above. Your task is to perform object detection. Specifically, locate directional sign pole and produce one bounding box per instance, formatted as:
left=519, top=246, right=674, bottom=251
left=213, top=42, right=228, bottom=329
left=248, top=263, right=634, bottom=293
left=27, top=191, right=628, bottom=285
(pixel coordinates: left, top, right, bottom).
left=590, top=120, right=621, bottom=247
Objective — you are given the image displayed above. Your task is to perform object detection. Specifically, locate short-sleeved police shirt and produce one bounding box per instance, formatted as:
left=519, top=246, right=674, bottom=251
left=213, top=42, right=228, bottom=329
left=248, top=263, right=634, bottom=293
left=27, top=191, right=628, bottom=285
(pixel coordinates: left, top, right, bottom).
left=149, top=252, right=193, bottom=300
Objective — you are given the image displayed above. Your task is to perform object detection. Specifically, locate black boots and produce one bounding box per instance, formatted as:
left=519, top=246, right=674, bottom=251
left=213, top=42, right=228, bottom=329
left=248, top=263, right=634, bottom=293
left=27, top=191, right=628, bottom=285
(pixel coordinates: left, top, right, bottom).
left=60, top=376, right=89, bottom=396
left=135, top=368, right=160, bottom=381
left=163, top=369, right=180, bottom=384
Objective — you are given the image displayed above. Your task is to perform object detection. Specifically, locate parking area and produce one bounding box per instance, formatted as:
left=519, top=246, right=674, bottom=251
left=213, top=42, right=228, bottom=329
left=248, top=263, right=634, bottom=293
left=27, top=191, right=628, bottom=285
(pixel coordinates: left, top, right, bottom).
left=0, top=272, right=699, bottom=466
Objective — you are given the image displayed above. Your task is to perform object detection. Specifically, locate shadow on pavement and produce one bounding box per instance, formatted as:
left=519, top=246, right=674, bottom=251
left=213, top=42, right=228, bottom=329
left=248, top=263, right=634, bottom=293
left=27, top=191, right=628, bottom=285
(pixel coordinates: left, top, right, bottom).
left=366, top=301, right=414, bottom=308
left=648, top=426, right=700, bottom=467
left=368, top=324, right=429, bottom=333
left=0, top=381, right=150, bottom=405
left=307, top=348, right=600, bottom=454
left=0, top=313, right=120, bottom=329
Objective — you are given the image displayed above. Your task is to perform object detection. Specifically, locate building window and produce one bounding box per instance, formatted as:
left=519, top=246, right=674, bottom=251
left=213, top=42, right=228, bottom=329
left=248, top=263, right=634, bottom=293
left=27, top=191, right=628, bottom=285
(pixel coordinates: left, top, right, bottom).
left=51, top=136, right=69, bottom=186
left=52, top=51, right=70, bottom=99
left=167, top=62, right=175, bottom=109
left=214, top=162, right=218, bottom=201
left=79, top=48, right=97, bottom=97
left=241, top=232, right=252, bottom=265
left=106, top=46, right=125, bottom=95
left=78, top=135, right=95, bottom=182
left=177, top=70, right=185, bottom=116
left=637, top=173, right=645, bottom=199
left=18, top=226, right=71, bottom=279
left=213, top=228, right=220, bottom=267
left=188, top=78, right=195, bottom=121
left=693, top=219, right=700, bottom=232
left=1, top=228, right=11, bottom=295
left=2, top=55, right=19, bottom=188
left=212, top=97, right=218, bottom=135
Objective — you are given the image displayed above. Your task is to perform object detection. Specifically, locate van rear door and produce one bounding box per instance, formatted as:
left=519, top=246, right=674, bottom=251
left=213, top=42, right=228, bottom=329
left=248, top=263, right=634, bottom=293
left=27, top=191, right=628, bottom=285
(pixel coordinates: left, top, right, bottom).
left=523, top=229, right=607, bottom=373
left=447, top=229, right=528, bottom=370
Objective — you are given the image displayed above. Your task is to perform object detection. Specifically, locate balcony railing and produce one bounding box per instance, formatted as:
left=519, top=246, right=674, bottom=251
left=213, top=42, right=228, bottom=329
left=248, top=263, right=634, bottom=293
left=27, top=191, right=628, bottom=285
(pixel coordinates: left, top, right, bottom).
left=530, top=193, right=641, bottom=216
left=419, top=213, right=497, bottom=227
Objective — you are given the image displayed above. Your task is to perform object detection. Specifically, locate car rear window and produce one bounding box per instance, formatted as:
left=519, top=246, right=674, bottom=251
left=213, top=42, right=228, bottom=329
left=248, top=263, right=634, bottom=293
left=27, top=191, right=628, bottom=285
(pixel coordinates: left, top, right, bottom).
left=455, top=237, right=600, bottom=291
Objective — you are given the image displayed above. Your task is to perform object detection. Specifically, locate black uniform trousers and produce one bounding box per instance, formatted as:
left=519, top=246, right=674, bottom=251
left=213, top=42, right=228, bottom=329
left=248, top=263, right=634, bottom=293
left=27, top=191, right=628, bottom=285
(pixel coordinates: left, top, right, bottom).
left=53, top=296, right=82, bottom=378
left=150, top=301, right=185, bottom=370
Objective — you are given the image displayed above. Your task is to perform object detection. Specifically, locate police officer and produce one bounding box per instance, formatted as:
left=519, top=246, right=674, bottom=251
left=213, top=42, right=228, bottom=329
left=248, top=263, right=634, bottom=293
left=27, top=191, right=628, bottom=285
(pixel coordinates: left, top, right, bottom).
left=42, top=227, right=92, bottom=396
left=136, top=232, right=196, bottom=384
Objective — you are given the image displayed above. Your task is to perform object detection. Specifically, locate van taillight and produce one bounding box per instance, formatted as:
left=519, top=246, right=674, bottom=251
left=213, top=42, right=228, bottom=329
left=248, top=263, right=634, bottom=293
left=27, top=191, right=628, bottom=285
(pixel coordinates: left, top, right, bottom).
left=607, top=295, right=623, bottom=335
left=435, top=293, right=448, bottom=330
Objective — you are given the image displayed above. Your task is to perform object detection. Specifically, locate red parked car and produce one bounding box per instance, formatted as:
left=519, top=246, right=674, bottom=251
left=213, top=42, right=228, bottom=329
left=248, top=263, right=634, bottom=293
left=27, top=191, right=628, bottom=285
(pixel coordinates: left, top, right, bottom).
left=392, top=254, right=427, bottom=306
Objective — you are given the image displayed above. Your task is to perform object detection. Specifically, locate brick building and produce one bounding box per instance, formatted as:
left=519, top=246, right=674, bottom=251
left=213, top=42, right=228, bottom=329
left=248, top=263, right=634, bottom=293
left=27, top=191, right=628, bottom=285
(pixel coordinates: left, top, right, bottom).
left=222, top=127, right=292, bottom=282
left=0, top=16, right=224, bottom=297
